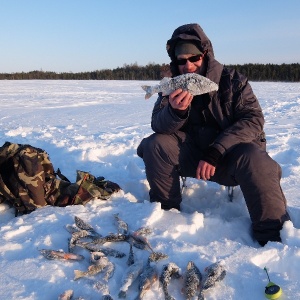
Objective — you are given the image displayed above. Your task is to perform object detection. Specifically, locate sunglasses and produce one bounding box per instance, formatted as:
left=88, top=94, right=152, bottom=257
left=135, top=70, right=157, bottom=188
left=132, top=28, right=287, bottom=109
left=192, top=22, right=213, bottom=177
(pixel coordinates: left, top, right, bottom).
left=176, top=54, right=204, bottom=65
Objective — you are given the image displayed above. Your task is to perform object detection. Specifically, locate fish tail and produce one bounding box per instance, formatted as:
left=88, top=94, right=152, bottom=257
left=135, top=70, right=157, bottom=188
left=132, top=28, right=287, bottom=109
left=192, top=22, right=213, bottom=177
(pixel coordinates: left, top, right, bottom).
left=141, top=85, right=152, bottom=100
left=73, top=269, right=84, bottom=280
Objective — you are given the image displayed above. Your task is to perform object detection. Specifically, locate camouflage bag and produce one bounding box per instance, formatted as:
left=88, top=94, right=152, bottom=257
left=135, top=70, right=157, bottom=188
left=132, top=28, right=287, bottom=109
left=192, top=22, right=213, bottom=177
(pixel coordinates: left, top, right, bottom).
left=0, top=141, right=121, bottom=215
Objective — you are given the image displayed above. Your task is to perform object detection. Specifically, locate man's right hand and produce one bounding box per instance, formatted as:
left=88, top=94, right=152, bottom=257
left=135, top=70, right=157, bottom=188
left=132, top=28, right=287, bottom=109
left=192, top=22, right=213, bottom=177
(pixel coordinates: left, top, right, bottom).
left=169, top=89, right=193, bottom=111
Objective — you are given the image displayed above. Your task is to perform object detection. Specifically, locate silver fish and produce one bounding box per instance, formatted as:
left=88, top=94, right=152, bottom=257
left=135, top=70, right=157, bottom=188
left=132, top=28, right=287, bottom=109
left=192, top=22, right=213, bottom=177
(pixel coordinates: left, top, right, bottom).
left=90, top=252, right=115, bottom=282
left=89, top=233, right=129, bottom=245
left=65, top=224, right=80, bottom=234
left=69, top=230, right=92, bottom=252
left=39, top=249, right=84, bottom=261
left=74, top=216, right=101, bottom=237
left=198, top=261, right=226, bottom=300
left=141, top=73, right=218, bottom=99
left=75, top=242, right=126, bottom=258
left=58, top=289, right=73, bottom=300
left=134, top=226, right=153, bottom=236
left=135, top=265, right=157, bottom=300
left=113, top=213, right=129, bottom=234
left=135, top=252, right=169, bottom=300
left=118, top=260, right=144, bottom=298
left=74, top=253, right=109, bottom=280
left=127, top=241, right=135, bottom=266
left=148, top=252, right=168, bottom=263
left=185, top=261, right=202, bottom=300
left=94, top=280, right=112, bottom=299
left=129, top=231, right=153, bottom=252
left=159, top=262, right=181, bottom=300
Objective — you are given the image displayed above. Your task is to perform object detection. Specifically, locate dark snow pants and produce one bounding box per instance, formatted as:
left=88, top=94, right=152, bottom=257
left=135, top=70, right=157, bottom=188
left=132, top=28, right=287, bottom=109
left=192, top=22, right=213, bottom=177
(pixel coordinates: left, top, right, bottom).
left=137, top=132, right=290, bottom=245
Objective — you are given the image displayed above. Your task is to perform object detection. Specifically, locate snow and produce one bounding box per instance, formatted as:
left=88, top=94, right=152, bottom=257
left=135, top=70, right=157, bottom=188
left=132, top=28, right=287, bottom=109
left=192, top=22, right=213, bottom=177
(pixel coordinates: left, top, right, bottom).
left=0, top=80, right=300, bottom=299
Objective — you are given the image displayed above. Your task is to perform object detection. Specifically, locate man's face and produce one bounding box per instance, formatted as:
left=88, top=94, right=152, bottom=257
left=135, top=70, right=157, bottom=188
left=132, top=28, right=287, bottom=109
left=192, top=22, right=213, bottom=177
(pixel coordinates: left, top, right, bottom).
left=177, top=53, right=206, bottom=75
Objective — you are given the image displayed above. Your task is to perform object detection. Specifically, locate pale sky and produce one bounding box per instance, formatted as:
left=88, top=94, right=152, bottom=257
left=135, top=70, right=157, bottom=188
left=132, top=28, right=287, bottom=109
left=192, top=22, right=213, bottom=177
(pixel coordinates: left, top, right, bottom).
left=1, top=0, right=300, bottom=73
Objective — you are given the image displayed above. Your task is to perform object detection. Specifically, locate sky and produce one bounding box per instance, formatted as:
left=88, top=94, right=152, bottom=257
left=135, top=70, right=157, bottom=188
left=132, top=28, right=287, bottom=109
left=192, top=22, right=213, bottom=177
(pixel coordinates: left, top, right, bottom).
left=1, top=0, right=300, bottom=73
left=0, top=80, right=300, bottom=299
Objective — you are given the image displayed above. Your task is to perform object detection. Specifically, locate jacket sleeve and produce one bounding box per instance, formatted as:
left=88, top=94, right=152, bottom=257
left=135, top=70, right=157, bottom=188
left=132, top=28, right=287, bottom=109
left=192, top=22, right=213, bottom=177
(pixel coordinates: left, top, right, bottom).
left=151, top=93, right=189, bottom=133
left=211, top=72, right=265, bottom=156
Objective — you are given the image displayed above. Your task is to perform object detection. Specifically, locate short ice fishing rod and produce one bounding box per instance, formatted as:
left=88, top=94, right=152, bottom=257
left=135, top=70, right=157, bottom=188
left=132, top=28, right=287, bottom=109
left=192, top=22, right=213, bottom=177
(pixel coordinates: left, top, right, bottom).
left=264, top=267, right=282, bottom=299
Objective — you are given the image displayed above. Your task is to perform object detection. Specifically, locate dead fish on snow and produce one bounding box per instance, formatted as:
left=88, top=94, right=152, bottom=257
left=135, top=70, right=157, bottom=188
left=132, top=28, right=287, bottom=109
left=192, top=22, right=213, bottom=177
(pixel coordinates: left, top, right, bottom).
left=127, top=241, right=135, bottom=266
left=74, top=216, right=101, bottom=237
left=89, top=233, right=129, bottom=245
left=184, top=261, right=202, bottom=300
left=90, top=252, right=115, bottom=282
left=58, top=289, right=73, bottom=300
left=69, top=229, right=93, bottom=252
left=198, top=261, right=226, bottom=300
left=74, top=252, right=109, bottom=280
left=118, top=260, right=144, bottom=298
left=134, top=226, right=153, bottom=236
left=113, top=213, right=129, bottom=234
left=141, top=73, right=218, bottom=99
left=39, top=249, right=84, bottom=261
left=159, top=262, right=181, bottom=300
left=129, top=231, right=153, bottom=252
left=75, top=241, right=126, bottom=258
left=65, top=224, right=80, bottom=234
left=135, top=252, right=169, bottom=300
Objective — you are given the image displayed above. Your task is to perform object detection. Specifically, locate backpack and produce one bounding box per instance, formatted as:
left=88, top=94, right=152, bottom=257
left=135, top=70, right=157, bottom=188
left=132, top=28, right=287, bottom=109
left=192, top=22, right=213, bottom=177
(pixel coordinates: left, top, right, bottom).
left=0, top=141, right=121, bottom=216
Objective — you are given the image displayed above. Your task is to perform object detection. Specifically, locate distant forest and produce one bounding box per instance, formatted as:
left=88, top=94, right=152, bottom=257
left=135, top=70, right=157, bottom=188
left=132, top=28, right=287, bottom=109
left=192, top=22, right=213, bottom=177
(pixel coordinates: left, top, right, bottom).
left=0, top=63, right=299, bottom=81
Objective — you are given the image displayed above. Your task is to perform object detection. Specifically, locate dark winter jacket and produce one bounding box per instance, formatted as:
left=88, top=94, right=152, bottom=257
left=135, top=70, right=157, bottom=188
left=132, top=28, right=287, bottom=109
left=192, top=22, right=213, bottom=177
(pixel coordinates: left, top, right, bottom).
left=151, top=23, right=266, bottom=160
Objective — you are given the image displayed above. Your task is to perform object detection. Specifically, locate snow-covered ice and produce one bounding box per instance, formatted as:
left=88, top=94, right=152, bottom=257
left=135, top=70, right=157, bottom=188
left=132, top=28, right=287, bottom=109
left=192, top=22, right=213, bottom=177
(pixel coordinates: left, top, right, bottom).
left=0, top=80, right=300, bottom=299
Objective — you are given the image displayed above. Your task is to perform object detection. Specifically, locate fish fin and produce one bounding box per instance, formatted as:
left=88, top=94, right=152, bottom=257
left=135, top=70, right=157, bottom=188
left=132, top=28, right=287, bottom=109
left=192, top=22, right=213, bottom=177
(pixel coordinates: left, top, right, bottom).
left=74, top=269, right=84, bottom=280
left=141, top=85, right=152, bottom=99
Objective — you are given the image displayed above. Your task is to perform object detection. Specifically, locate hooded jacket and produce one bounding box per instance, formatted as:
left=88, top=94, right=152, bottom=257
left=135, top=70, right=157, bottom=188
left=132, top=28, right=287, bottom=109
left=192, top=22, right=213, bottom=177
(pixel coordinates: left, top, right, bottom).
left=151, top=23, right=265, bottom=160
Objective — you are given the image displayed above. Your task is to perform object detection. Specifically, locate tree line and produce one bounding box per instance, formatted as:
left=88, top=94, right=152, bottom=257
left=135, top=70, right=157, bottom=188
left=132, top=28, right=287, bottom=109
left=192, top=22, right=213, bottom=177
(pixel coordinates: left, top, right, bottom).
left=0, top=63, right=299, bottom=81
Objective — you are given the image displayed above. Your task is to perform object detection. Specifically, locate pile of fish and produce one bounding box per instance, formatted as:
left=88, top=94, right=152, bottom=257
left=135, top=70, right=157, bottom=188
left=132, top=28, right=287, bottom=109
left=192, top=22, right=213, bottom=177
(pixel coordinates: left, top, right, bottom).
left=39, top=214, right=226, bottom=300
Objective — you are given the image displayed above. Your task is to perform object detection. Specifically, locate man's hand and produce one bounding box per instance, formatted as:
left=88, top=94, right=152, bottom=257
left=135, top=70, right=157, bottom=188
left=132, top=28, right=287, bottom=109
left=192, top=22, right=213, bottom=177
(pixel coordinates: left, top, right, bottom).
left=196, top=160, right=216, bottom=180
left=169, top=89, right=193, bottom=110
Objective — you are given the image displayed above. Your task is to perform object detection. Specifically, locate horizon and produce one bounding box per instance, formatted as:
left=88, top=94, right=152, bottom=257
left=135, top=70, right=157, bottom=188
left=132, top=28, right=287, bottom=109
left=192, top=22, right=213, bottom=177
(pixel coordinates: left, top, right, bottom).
left=1, top=61, right=299, bottom=75
left=1, top=0, right=300, bottom=73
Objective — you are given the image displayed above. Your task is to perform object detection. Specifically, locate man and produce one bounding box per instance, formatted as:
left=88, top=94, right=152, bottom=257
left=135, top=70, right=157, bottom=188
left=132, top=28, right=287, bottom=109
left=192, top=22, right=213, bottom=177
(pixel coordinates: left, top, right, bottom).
left=137, top=23, right=290, bottom=246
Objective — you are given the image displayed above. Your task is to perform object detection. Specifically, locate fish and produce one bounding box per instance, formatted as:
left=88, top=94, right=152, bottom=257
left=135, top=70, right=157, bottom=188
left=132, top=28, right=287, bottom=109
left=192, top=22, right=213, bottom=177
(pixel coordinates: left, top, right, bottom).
left=75, top=242, right=126, bottom=258
left=135, top=252, right=169, bottom=300
left=113, top=213, right=129, bottom=235
left=90, top=252, right=115, bottom=282
left=39, top=249, right=84, bottom=261
left=198, top=261, right=226, bottom=300
left=148, top=252, right=169, bottom=263
left=184, top=261, right=202, bottom=300
left=74, top=216, right=101, bottom=237
left=159, top=262, right=181, bottom=300
left=134, top=226, right=153, bottom=236
left=135, top=265, right=157, bottom=300
left=65, top=224, right=80, bottom=234
left=89, top=233, right=129, bottom=245
left=74, top=253, right=109, bottom=280
left=129, top=231, right=153, bottom=252
left=94, top=280, right=112, bottom=299
left=118, top=260, right=144, bottom=298
left=58, top=289, right=73, bottom=300
left=69, top=229, right=92, bottom=252
left=127, top=241, right=135, bottom=266
left=141, top=73, right=218, bottom=99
